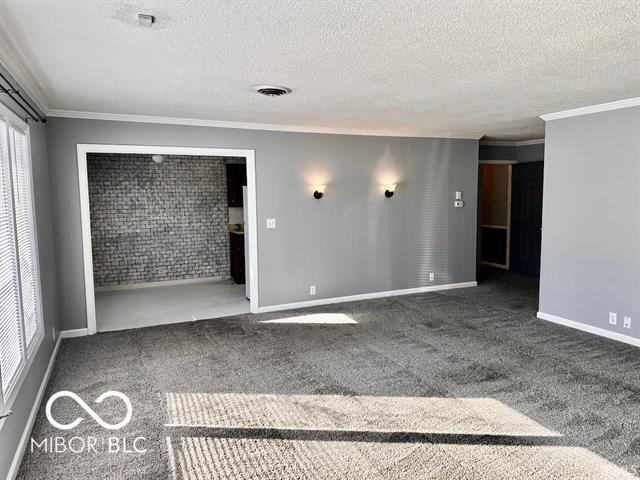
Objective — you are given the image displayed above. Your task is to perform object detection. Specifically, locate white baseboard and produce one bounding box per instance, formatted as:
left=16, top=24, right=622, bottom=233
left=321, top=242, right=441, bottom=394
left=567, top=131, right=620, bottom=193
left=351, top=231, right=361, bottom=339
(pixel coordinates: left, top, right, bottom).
left=94, top=276, right=227, bottom=292
left=59, top=328, right=88, bottom=338
left=6, top=335, right=62, bottom=480
left=537, top=311, right=640, bottom=348
left=257, top=281, right=477, bottom=313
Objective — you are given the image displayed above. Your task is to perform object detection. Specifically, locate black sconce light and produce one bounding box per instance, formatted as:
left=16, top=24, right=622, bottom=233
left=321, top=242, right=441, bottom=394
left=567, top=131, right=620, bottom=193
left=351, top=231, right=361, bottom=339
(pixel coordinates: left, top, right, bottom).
left=313, top=185, right=326, bottom=199
left=384, top=184, right=397, bottom=198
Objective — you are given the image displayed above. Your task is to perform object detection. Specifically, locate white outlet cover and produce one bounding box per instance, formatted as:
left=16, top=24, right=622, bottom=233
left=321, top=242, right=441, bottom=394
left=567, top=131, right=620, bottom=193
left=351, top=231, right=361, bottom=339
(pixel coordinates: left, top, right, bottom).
left=455, top=191, right=463, bottom=200
left=310, top=285, right=316, bottom=295
left=429, top=272, right=435, bottom=281
left=266, top=218, right=276, bottom=229
left=454, top=200, right=464, bottom=208
left=609, top=312, right=617, bottom=325
left=624, top=316, right=632, bottom=329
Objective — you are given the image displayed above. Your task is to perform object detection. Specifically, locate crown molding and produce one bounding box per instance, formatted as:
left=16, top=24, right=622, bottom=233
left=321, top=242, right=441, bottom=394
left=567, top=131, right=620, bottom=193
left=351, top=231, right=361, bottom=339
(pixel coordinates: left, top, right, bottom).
left=0, top=17, right=50, bottom=115
left=540, top=97, right=640, bottom=121
left=480, top=138, right=544, bottom=147
left=48, top=109, right=484, bottom=139
left=515, top=138, right=545, bottom=146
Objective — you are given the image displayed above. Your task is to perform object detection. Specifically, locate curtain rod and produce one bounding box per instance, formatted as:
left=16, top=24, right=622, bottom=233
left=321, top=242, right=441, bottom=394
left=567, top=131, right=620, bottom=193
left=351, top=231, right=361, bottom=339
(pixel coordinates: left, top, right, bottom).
left=0, top=71, right=46, bottom=123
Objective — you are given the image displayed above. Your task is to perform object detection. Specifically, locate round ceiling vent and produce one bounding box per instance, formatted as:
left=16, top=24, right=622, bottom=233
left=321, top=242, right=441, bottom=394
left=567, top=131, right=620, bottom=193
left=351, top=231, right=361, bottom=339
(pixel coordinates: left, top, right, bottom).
left=254, top=85, right=292, bottom=97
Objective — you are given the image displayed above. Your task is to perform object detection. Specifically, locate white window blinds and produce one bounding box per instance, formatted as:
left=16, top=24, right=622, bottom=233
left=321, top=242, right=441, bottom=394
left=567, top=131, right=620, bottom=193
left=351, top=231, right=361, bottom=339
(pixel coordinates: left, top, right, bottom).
left=0, top=113, right=42, bottom=401
left=0, top=119, right=24, bottom=397
left=9, top=128, right=40, bottom=350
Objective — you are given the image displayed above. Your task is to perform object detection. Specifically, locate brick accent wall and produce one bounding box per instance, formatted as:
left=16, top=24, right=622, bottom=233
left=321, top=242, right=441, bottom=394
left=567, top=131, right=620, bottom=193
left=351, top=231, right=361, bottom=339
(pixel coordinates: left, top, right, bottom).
left=87, top=153, right=230, bottom=286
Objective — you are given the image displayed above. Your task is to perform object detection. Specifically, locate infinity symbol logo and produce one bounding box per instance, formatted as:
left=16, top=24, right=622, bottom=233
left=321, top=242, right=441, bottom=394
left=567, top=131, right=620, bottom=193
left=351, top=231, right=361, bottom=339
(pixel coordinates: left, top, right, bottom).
left=45, top=391, right=133, bottom=430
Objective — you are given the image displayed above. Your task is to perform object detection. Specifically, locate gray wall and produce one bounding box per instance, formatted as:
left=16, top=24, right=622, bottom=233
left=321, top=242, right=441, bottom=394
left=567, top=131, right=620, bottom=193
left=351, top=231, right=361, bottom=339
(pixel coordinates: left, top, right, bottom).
left=479, top=143, right=544, bottom=163
left=517, top=143, right=544, bottom=163
left=46, top=118, right=479, bottom=330
left=539, top=106, right=640, bottom=340
left=87, top=153, right=230, bottom=287
left=479, top=144, right=517, bottom=161
left=0, top=119, right=60, bottom=479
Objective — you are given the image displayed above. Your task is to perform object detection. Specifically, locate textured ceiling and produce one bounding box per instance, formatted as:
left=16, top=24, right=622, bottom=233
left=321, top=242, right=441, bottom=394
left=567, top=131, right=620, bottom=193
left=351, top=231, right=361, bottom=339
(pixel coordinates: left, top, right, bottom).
left=0, top=0, right=638, bottom=140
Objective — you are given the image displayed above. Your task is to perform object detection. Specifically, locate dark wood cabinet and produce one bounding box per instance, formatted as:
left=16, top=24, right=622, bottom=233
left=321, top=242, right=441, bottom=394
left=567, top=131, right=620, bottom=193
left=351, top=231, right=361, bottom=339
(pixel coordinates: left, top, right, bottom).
left=229, top=232, right=245, bottom=284
left=226, top=164, right=247, bottom=207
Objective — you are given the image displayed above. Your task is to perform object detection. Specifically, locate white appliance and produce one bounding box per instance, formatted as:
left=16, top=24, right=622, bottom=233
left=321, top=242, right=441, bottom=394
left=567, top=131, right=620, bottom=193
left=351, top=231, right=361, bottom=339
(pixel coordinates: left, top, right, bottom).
left=242, top=186, right=250, bottom=299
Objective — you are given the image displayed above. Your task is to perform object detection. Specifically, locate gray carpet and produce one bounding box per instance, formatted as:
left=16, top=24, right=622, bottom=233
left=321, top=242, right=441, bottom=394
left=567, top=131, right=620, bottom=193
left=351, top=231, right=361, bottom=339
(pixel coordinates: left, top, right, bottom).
left=18, top=270, right=640, bottom=479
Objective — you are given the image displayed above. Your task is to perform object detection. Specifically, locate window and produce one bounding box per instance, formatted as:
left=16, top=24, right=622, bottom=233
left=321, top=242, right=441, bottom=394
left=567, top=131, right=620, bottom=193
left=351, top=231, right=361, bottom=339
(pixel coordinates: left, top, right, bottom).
left=0, top=105, right=42, bottom=405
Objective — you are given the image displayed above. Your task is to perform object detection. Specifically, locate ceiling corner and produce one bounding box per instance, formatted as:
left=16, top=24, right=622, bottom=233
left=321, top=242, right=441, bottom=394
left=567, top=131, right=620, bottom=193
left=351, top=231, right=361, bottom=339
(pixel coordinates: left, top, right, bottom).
left=0, top=16, right=51, bottom=115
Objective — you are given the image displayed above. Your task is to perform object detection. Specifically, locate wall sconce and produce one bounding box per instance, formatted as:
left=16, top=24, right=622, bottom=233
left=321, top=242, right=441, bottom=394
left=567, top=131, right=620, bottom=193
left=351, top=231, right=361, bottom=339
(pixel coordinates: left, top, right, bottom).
left=384, top=184, right=396, bottom=198
left=313, top=185, right=326, bottom=199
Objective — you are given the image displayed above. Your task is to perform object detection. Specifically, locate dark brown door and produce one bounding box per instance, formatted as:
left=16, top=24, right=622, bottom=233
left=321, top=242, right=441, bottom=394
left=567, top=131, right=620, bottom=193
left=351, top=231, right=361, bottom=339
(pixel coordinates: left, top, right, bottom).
left=510, top=162, right=544, bottom=276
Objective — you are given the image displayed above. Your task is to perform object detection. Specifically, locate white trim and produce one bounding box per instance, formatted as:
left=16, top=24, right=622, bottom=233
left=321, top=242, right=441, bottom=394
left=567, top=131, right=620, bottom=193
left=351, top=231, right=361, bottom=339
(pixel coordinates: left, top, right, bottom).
left=257, top=282, right=477, bottom=313
left=5, top=335, right=61, bottom=480
left=540, top=97, right=640, bottom=121
left=479, top=141, right=516, bottom=147
left=50, top=109, right=484, bottom=140
left=516, top=138, right=545, bottom=146
left=59, top=328, right=88, bottom=339
left=537, top=311, right=640, bottom=348
left=94, top=276, right=227, bottom=292
left=480, top=139, right=545, bottom=147
left=479, top=160, right=517, bottom=165
left=77, top=144, right=259, bottom=335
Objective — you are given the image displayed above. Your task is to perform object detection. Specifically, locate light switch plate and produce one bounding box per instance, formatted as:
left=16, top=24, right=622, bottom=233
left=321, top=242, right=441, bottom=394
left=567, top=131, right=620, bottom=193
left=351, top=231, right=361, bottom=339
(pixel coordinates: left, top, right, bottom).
left=266, top=218, right=276, bottom=229
left=624, top=316, right=632, bottom=329
left=455, top=191, right=463, bottom=200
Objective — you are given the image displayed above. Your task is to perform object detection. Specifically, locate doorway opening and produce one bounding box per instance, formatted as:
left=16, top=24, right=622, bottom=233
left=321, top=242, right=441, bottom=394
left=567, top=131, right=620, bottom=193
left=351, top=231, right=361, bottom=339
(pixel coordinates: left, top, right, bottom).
left=78, top=145, right=258, bottom=334
left=477, top=141, right=544, bottom=283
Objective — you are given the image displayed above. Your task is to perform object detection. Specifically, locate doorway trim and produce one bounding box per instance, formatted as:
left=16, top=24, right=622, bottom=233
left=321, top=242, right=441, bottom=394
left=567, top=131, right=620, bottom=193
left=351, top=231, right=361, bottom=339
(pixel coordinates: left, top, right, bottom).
left=77, top=144, right=259, bottom=335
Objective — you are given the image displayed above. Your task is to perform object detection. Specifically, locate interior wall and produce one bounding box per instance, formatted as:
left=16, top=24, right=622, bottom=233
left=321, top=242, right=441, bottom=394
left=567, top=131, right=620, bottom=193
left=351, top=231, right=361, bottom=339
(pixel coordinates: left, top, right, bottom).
left=0, top=115, right=60, bottom=479
left=46, top=118, right=479, bottom=331
left=87, top=153, right=230, bottom=287
left=517, top=143, right=544, bottom=163
left=479, top=143, right=544, bottom=163
left=539, top=106, right=640, bottom=340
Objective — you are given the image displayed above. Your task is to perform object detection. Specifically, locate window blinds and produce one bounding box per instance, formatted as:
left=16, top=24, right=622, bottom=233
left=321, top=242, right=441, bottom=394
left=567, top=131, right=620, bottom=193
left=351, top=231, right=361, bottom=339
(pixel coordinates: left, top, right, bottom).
left=0, top=119, right=24, bottom=396
left=0, top=116, right=42, bottom=401
left=9, top=128, right=40, bottom=350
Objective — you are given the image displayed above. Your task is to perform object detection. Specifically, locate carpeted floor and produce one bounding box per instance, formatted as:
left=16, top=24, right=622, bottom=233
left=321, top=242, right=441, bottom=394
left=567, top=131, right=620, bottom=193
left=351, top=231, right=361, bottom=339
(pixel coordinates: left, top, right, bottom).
left=18, top=270, right=640, bottom=479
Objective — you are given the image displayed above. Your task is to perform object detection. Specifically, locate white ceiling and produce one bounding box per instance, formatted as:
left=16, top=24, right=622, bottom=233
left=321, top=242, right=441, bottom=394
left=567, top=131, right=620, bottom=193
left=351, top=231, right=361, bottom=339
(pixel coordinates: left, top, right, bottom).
left=0, top=0, right=638, bottom=140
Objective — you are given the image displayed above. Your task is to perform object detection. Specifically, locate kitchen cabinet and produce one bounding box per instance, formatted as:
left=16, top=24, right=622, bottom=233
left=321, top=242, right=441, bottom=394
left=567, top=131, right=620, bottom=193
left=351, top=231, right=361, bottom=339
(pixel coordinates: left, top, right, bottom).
left=230, top=232, right=245, bottom=284
left=226, top=164, right=247, bottom=207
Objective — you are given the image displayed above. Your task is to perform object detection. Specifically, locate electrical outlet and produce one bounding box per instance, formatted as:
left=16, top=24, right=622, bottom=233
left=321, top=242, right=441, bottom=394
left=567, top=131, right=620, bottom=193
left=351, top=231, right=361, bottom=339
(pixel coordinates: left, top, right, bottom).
left=266, top=218, right=276, bottom=229
left=609, top=312, right=617, bottom=325
left=454, top=200, right=464, bottom=208
left=624, top=316, right=632, bottom=329
left=309, top=285, right=316, bottom=295
left=429, top=272, right=435, bottom=281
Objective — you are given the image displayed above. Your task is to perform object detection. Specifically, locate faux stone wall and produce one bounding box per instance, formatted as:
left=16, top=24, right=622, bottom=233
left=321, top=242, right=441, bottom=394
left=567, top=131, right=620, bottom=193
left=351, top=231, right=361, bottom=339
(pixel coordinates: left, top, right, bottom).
left=87, top=153, right=230, bottom=286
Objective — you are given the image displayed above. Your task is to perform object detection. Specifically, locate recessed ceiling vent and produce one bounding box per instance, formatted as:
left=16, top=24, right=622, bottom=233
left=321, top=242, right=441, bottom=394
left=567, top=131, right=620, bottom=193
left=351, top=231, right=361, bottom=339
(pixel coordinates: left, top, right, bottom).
left=254, top=85, right=291, bottom=97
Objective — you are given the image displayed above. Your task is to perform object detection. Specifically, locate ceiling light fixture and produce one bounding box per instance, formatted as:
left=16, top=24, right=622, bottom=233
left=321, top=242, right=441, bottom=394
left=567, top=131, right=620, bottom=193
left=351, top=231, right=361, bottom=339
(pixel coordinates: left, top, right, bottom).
left=137, top=13, right=155, bottom=27
left=254, top=85, right=292, bottom=97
